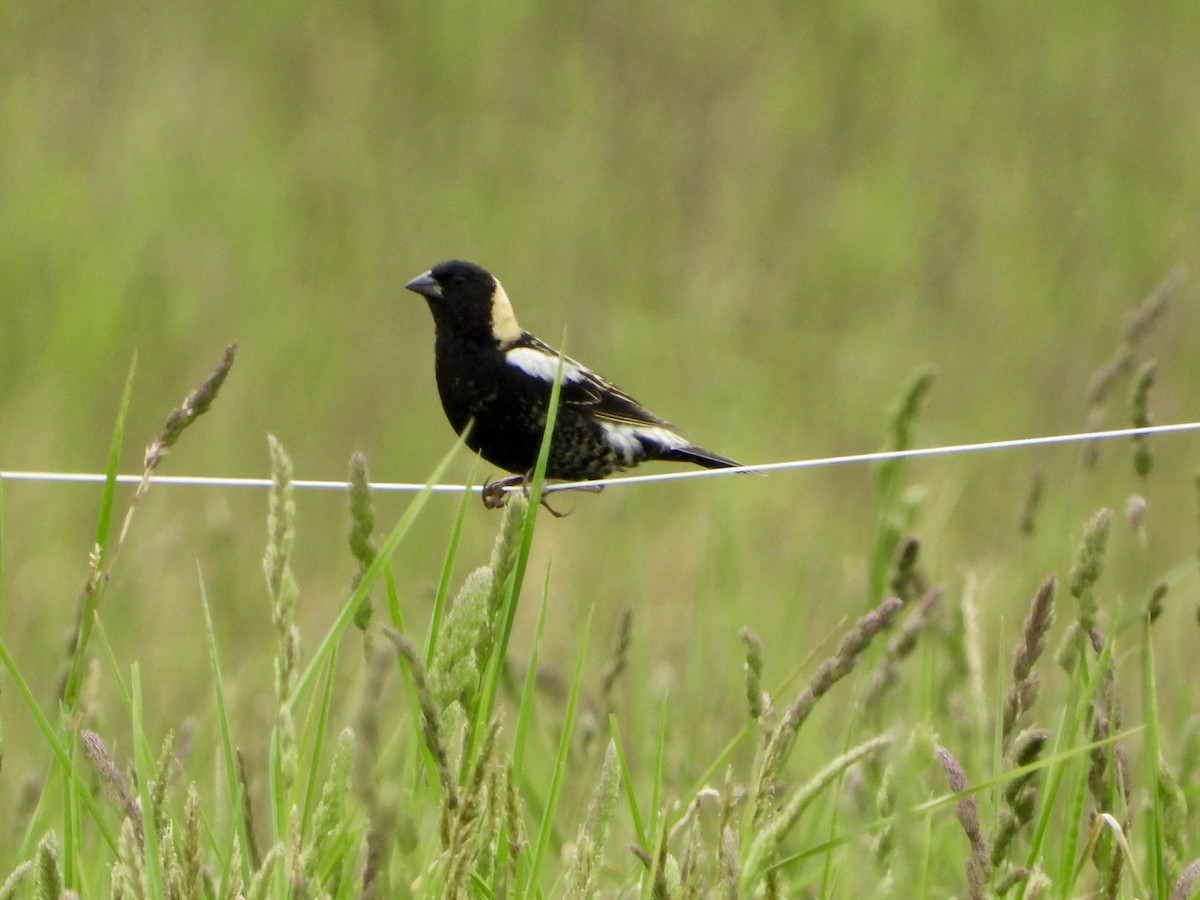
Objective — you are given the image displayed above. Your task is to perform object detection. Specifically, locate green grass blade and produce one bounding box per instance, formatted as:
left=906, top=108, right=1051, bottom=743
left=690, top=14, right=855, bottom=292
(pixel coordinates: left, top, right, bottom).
left=299, top=646, right=339, bottom=835
left=424, top=459, right=477, bottom=666
left=130, top=664, right=165, bottom=897
left=1020, top=638, right=1116, bottom=898
left=0, top=480, right=5, bottom=807
left=1142, top=617, right=1165, bottom=898
left=0, top=479, right=5, bottom=623
left=363, top=447, right=471, bottom=820
left=62, top=354, right=137, bottom=710
left=608, top=713, right=648, bottom=852
left=476, top=336, right=566, bottom=750
left=638, top=693, right=670, bottom=900
left=94, top=353, right=137, bottom=558
left=198, top=568, right=254, bottom=886
left=287, top=433, right=465, bottom=715
left=524, top=603, right=593, bottom=896
left=650, top=693, right=668, bottom=858
left=269, top=706, right=286, bottom=855
left=62, top=737, right=79, bottom=890
left=383, top=561, right=403, bottom=631
left=0, top=639, right=117, bottom=852
left=512, top=562, right=553, bottom=783
left=492, top=561, right=553, bottom=888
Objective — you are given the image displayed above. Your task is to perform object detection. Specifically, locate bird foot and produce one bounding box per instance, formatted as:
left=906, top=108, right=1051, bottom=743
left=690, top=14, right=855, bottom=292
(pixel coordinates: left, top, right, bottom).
left=481, top=475, right=525, bottom=510
left=480, top=475, right=605, bottom=517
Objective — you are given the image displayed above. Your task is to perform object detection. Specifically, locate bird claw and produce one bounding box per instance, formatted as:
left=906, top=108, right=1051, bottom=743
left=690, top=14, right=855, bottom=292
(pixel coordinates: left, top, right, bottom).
left=480, top=475, right=605, bottom=517
left=481, top=475, right=523, bottom=510
left=538, top=495, right=570, bottom=518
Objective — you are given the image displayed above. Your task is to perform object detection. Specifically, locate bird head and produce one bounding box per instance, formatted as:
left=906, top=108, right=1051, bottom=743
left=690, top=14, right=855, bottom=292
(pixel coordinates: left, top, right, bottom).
left=405, top=260, right=522, bottom=347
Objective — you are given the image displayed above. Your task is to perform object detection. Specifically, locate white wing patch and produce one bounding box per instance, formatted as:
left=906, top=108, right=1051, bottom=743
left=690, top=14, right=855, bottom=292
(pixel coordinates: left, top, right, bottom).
left=506, top=346, right=588, bottom=383
left=599, top=421, right=688, bottom=463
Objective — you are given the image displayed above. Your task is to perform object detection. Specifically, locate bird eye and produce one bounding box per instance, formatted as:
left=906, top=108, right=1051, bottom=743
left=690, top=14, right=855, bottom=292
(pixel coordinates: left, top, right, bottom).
left=451, top=275, right=466, bottom=286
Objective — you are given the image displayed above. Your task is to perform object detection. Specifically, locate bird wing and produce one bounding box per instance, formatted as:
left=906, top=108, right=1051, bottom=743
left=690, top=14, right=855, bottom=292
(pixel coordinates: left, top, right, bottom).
left=507, top=333, right=678, bottom=429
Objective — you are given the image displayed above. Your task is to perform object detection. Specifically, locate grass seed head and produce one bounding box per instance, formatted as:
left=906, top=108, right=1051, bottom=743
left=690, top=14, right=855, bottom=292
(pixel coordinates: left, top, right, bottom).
left=1131, top=360, right=1157, bottom=478
left=444, top=721, right=500, bottom=895
left=755, top=596, right=901, bottom=816
left=384, top=628, right=458, bottom=829
left=487, top=493, right=528, bottom=614
left=740, top=627, right=767, bottom=722
left=112, top=819, right=142, bottom=900
left=245, top=845, right=284, bottom=900
left=1172, top=859, right=1200, bottom=900
left=936, top=745, right=991, bottom=898
left=1069, top=508, right=1111, bottom=640
left=601, top=606, right=633, bottom=716
left=145, top=342, right=237, bottom=472
left=887, top=367, right=936, bottom=454
left=1003, top=577, right=1056, bottom=743
left=743, top=736, right=891, bottom=891
left=304, top=728, right=356, bottom=881
left=0, top=862, right=33, bottom=900
left=1147, top=580, right=1168, bottom=622
left=1020, top=471, right=1046, bottom=536
left=150, top=732, right=176, bottom=834
left=80, top=729, right=140, bottom=828
left=348, top=452, right=378, bottom=631
left=718, top=824, right=739, bottom=896
left=565, top=740, right=620, bottom=899
left=1069, top=508, right=1111, bottom=600
left=889, top=537, right=924, bottom=602
left=1008, top=726, right=1051, bottom=776
left=264, top=435, right=298, bottom=627
left=1125, top=493, right=1147, bottom=531
left=35, top=833, right=65, bottom=900
left=865, top=586, right=943, bottom=713
left=430, top=566, right=494, bottom=711
left=178, top=785, right=203, bottom=900
left=347, top=452, right=377, bottom=568
left=1123, top=267, right=1180, bottom=346
left=503, top=764, right=525, bottom=878
left=993, top=866, right=1033, bottom=895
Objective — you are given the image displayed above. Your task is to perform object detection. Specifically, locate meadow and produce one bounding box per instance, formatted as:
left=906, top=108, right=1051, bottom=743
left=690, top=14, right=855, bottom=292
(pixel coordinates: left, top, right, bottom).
left=1, top=1, right=1199, bottom=896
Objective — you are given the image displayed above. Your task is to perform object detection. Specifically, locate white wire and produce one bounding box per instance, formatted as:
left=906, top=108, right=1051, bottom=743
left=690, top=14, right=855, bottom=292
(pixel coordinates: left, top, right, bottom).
left=1, top=420, right=1196, bottom=495
left=0, top=471, right=461, bottom=492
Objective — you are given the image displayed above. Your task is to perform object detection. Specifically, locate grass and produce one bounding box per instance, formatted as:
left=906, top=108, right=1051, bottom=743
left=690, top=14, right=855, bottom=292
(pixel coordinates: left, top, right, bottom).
left=2, top=1, right=1200, bottom=896
left=1, top=311, right=1198, bottom=896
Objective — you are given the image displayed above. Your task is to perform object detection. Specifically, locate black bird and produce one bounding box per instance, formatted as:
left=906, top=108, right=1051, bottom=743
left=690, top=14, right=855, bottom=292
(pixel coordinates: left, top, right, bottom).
left=405, top=259, right=740, bottom=513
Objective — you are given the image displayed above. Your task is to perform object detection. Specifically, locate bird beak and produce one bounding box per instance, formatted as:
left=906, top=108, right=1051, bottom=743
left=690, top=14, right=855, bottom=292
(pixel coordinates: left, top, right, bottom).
left=405, top=271, right=442, bottom=299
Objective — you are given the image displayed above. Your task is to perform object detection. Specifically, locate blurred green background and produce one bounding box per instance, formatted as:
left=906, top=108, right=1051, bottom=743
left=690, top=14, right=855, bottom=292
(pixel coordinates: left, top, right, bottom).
left=1, top=0, right=1198, bottom=829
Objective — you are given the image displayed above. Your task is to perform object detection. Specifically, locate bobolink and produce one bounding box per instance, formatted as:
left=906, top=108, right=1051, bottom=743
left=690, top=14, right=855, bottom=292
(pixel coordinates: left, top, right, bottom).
left=405, top=259, right=740, bottom=513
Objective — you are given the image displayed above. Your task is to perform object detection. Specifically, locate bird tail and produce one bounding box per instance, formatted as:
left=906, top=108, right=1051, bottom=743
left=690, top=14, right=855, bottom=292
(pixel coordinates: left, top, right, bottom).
left=657, top=444, right=742, bottom=469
